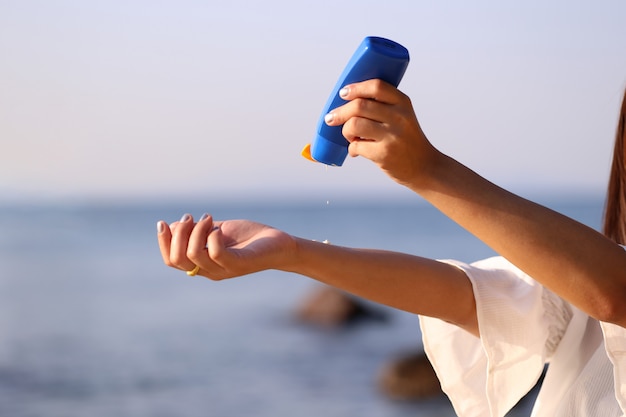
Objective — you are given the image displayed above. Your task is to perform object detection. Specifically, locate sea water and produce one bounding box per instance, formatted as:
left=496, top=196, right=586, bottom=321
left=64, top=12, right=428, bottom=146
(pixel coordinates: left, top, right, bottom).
left=0, top=194, right=604, bottom=417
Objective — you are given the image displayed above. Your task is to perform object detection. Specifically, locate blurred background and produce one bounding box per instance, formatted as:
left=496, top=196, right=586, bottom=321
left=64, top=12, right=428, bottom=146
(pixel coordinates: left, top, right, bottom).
left=2, top=0, right=626, bottom=202
left=0, top=1, right=625, bottom=416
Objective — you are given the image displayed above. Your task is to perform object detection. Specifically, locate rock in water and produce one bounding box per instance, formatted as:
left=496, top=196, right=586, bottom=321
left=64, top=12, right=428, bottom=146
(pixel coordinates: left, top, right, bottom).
left=377, top=351, right=443, bottom=400
left=294, top=285, right=387, bottom=328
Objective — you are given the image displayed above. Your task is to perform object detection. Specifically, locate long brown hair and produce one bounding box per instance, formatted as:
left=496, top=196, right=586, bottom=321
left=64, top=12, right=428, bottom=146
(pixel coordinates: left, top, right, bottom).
left=603, top=87, right=626, bottom=243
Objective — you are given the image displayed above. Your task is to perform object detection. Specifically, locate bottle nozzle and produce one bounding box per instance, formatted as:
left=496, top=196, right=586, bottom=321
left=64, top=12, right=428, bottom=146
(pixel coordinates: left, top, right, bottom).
left=301, top=143, right=317, bottom=162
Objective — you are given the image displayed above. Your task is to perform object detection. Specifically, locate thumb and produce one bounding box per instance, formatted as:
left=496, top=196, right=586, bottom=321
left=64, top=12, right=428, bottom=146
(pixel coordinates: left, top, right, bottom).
left=207, top=226, right=232, bottom=266
left=348, top=140, right=373, bottom=161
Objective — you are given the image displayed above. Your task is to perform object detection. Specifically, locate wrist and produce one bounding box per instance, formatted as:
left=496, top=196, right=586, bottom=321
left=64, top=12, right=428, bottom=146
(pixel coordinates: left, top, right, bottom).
left=281, top=237, right=331, bottom=275
left=280, top=236, right=307, bottom=274
left=398, top=147, right=450, bottom=195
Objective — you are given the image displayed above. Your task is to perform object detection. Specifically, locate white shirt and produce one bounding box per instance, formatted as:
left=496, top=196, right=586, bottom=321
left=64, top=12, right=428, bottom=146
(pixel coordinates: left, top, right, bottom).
left=419, top=256, right=626, bottom=417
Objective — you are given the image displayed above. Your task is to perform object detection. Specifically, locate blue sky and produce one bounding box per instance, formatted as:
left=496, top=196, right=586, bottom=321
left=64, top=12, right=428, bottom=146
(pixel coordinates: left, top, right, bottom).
left=1, top=1, right=625, bottom=203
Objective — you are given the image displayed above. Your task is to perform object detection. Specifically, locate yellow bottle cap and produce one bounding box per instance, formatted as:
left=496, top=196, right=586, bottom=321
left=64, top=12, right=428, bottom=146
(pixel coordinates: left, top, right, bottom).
left=301, top=143, right=317, bottom=162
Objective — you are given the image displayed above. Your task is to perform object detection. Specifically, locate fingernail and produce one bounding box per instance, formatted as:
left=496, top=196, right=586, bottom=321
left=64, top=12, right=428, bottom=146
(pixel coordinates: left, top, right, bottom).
left=157, top=221, right=165, bottom=234
left=339, top=87, right=349, bottom=98
left=199, top=213, right=209, bottom=222
left=324, top=113, right=334, bottom=124
left=180, top=213, right=191, bottom=223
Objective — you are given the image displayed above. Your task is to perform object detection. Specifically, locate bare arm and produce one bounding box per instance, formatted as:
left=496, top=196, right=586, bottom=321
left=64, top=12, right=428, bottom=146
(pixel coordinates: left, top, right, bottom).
left=416, top=154, right=626, bottom=326
left=157, top=215, right=478, bottom=336
left=290, top=237, right=477, bottom=335
left=327, top=79, right=626, bottom=327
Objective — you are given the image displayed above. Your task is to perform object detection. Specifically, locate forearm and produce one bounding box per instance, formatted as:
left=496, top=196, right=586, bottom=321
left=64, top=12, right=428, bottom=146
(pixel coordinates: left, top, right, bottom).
left=284, top=237, right=478, bottom=336
left=413, top=153, right=626, bottom=326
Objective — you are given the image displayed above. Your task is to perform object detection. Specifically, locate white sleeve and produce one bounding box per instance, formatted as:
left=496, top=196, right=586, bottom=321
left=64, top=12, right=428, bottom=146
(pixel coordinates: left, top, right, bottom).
left=419, top=256, right=573, bottom=417
left=601, top=245, right=626, bottom=414
left=601, top=321, right=626, bottom=414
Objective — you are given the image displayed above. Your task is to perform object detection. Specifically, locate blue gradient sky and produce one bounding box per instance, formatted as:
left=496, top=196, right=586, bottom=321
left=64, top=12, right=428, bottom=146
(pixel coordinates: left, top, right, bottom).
left=1, top=1, right=625, bottom=203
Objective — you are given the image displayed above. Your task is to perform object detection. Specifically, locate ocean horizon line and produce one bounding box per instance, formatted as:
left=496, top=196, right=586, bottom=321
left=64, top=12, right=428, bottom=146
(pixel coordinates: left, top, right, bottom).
left=0, top=186, right=607, bottom=211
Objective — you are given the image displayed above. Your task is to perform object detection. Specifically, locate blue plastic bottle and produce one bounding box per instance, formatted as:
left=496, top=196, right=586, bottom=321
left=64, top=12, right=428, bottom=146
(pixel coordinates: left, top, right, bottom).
left=302, top=37, right=410, bottom=166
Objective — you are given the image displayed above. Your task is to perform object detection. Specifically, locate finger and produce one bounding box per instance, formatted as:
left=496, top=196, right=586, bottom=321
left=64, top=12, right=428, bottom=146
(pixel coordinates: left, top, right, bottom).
left=325, top=79, right=410, bottom=128
left=341, top=116, right=388, bottom=143
left=187, top=214, right=225, bottom=277
left=348, top=139, right=374, bottom=159
left=325, top=97, right=391, bottom=128
left=207, top=224, right=230, bottom=267
left=169, top=213, right=197, bottom=271
left=157, top=220, right=174, bottom=267
left=340, top=79, right=403, bottom=105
